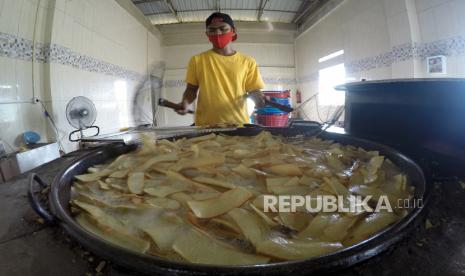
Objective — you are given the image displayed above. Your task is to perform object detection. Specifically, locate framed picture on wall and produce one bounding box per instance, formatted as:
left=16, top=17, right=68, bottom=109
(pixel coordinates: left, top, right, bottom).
left=427, top=55, right=447, bottom=74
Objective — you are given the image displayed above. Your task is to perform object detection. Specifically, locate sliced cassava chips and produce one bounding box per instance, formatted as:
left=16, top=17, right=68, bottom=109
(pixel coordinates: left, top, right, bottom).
left=187, top=187, right=253, bottom=218
left=71, top=131, right=413, bottom=265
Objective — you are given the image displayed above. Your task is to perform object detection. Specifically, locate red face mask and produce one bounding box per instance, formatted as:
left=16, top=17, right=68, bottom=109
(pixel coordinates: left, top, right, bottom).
left=207, top=31, right=236, bottom=49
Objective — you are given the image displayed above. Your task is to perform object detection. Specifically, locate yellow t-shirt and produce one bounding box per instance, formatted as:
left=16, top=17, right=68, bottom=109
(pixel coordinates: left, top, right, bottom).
left=185, top=50, right=265, bottom=126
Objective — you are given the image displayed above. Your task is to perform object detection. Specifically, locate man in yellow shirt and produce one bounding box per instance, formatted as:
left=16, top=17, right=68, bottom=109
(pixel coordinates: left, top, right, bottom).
left=176, top=12, right=265, bottom=126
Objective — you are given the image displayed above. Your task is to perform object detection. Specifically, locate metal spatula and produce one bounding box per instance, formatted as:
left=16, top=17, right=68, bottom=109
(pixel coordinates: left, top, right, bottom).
left=244, top=92, right=294, bottom=113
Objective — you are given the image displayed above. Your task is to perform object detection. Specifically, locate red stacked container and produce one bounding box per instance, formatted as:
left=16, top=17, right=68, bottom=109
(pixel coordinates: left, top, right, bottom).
left=256, top=113, right=289, bottom=127
left=262, top=90, right=291, bottom=99
left=255, top=90, right=291, bottom=127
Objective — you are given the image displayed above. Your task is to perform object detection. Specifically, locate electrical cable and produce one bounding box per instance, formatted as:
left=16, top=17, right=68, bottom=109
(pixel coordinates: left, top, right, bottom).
left=314, top=95, right=326, bottom=123
left=314, top=93, right=344, bottom=125
left=315, top=95, right=334, bottom=124
left=292, top=91, right=345, bottom=137
left=27, top=0, right=65, bottom=152
left=38, top=100, right=66, bottom=152
left=294, top=93, right=318, bottom=120
left=325, top=103, right=334, bottom=123
left=314, top=104, right=345, bottom=137
left=300, top=107, right=311, bottom=121
left=31, top=0, right=41, bottom=101
left=295, top=92, right=331, bottom=124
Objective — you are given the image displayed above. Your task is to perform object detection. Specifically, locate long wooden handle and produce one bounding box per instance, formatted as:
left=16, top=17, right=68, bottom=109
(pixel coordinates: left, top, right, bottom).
left=158, top=98, right=194, bottom=114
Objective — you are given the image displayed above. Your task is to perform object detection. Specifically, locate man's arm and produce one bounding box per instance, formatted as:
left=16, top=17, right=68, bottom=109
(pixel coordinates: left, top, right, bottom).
left=176, top=83, right=199, bottom=115
left=244, top=58, right=265, bottom=108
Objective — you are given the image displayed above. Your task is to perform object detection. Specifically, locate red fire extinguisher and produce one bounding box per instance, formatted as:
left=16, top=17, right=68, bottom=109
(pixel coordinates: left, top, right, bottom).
left=296, top=90, right=302, bottom=104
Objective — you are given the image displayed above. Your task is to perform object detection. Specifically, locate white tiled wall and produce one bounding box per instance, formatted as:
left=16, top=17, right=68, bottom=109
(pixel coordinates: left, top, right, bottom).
left=47, top=0, right=162, bottom=152
left=0, top=0, right=22, bottom=36
left=295, top=0, right=465, bottom=123
left=0, top=0, right=54, bottom=153
left=0, top=0, right=162, bottom=153
left=52, top=0, right=150, bottom=74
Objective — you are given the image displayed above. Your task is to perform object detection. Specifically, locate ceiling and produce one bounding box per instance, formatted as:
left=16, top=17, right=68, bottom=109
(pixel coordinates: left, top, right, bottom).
left=131, top=0, right=324, bottom=26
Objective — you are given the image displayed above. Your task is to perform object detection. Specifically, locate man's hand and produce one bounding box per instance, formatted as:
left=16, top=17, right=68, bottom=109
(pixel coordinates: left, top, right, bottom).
left=247, top=90, right=266, bottom=108
left=176, top=84, right=199, bottom=115
left=175, top=99, right=190, bottom=115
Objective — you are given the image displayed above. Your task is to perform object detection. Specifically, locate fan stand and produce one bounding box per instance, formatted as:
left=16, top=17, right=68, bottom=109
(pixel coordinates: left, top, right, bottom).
left=69, top=123, right=100, bottom=142
left=66, top=96, right=100, bottom=142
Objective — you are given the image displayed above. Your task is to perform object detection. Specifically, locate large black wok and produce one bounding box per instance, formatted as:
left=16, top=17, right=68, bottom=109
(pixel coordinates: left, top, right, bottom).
left=28, top=127, right=429, bottom=275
